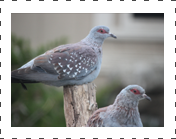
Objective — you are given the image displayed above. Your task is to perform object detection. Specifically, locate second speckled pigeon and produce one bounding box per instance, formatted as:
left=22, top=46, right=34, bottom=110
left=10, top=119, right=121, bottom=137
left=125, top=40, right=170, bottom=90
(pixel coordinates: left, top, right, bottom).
left=11, top=25, right=117, bottom=89
left=87, top=85, right=151, bottom=127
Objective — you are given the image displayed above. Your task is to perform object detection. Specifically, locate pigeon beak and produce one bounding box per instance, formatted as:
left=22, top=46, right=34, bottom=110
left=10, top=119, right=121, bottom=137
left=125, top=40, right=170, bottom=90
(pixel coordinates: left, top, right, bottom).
left=142, top=94, right=151, bottom=101
left=109, top=33, right=117, bottom=39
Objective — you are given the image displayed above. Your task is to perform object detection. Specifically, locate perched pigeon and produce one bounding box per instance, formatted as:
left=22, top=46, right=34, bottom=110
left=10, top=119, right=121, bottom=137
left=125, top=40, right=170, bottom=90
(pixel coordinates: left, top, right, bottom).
left=11, top=26, right=117, bottom=89
left=87, top=85, right=151, bottom=127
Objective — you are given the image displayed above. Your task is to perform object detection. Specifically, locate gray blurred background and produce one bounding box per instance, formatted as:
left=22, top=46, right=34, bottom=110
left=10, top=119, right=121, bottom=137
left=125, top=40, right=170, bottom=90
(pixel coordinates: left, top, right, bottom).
left=11, top=13, right=164, bottom=127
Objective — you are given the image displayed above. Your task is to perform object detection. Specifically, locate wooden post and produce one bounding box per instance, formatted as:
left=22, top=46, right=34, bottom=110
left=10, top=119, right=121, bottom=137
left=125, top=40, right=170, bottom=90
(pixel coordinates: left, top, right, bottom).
left=63, top=83, right=98, bottom=127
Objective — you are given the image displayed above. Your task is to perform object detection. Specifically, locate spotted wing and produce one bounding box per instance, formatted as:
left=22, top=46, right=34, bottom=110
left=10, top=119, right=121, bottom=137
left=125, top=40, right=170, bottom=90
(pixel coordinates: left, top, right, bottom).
left=12, top=42, right=99, bottom=82
left=45, top=43, right=98, bottom=80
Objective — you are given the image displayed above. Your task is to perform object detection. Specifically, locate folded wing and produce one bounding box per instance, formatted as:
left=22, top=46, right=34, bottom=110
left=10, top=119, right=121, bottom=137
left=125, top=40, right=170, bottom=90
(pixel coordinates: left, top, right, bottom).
left=11, top=43, right=98, bottom=84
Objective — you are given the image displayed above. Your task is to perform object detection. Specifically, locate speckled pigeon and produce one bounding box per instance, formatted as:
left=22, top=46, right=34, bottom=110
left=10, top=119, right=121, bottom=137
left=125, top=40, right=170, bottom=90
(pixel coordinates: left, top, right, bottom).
left=11, top=26, right=117, bottom=89
left=87, top=85, right=151, bottom=127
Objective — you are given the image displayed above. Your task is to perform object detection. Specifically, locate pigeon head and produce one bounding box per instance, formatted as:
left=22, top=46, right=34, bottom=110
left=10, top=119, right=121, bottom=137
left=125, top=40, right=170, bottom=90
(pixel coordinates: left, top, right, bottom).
left=90, top=25, right=117, bottom=40
left=121, top=85, right=151, bottom=102
left=82, top=25, right=116, bottom=47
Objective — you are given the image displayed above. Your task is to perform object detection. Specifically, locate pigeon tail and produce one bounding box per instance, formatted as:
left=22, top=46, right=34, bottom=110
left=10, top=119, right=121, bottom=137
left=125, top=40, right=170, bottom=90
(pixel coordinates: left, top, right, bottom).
left=11, top=77, right=39, bottom=90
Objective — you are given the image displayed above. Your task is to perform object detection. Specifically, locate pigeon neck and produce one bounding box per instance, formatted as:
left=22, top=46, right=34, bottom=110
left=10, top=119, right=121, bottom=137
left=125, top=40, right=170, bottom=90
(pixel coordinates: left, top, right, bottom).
left=113, top=93, right=139, bottom=109
left=81, top=36, right=104, bottom=48
left=111, top=97, right=142, bottom=127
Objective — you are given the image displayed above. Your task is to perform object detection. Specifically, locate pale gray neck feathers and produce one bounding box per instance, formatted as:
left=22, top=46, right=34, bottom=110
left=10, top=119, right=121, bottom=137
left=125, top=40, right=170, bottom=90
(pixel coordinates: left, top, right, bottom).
left=113, top=90, right=139, bottom=109
left=81, top=34, right=104, bottom=48
left=110, top=91, right=142, bottom=127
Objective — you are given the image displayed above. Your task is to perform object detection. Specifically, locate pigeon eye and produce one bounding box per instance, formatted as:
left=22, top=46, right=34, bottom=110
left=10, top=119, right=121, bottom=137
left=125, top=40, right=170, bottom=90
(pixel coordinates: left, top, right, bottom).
left=97, top=29, right=107, bottom=34
left=130, top=89, right=140, bottom=95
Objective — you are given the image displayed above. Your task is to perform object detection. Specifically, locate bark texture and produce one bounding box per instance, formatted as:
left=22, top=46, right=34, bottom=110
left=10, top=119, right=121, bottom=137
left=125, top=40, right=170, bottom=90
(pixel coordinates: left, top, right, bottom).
left=63, top=83, right=98, bottom=127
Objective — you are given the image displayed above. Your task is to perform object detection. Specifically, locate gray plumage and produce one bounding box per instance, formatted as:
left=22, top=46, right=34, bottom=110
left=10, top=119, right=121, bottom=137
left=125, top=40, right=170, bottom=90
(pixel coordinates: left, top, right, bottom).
left=11, top=26, right=116, bottom=89
left=87, top=85, right=151, bottom=127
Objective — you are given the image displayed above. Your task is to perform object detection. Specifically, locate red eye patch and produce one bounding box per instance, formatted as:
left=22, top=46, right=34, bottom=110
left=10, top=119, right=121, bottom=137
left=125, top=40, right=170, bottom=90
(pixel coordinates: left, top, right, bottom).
left=97, top=29, right=107, bottom=34
left=130, top=89, right=140, bottom=95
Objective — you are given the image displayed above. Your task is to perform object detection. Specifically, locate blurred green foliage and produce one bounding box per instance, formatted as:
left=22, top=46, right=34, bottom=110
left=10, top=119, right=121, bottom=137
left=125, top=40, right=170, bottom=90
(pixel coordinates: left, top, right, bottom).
left=11, top=34, right=68, bottom=127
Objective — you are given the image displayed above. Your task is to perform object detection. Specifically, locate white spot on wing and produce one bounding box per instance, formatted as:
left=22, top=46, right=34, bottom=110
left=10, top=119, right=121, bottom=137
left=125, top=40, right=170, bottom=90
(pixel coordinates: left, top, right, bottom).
left=67, top=71, right=70, bottom=75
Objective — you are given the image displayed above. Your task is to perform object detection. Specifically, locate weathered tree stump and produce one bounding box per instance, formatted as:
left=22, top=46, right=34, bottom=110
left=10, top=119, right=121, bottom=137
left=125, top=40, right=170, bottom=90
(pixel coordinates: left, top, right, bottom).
left=63, top=83, right=98, bottom=127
